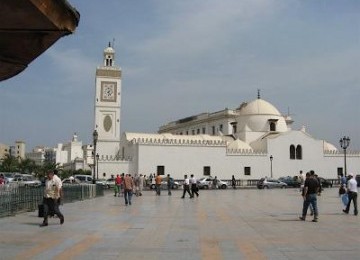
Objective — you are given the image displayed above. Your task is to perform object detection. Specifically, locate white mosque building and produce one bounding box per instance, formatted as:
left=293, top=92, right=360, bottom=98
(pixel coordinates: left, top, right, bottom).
left=94, top=45, right=360, bottom=180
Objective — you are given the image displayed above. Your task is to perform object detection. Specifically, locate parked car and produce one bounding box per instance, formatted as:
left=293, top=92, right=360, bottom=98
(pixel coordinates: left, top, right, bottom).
left=105, top=178, right=115, bottom=189
left=356, top=175, right=360, bottom=187
left=74, top=175, right=93, bottom=183
left=62, top=178, right=81, bottom=184
left=318, top=177, right=332, bottom=188
left=257, top=178, right=287, bottom=189
left=197, top=176, right=228, bottom=189
left=149, top=177, right=180, bottom=190
left=278, top=176, right=301, bottom=188
left=13, top=174, right=41, bottom=187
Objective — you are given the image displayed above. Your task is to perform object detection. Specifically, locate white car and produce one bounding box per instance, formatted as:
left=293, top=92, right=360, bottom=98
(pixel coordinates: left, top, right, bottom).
left=13, top=174, right=41, bottom=187
left=197, top=176, right=228, bottom=189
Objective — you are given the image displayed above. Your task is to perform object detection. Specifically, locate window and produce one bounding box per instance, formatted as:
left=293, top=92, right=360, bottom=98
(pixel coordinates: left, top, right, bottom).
left=186, top=131, right=189, bottom=135
left=203, top=166, right=211, bottom=176
left=337, top=167, right=343, bottom=176
left=192, top=130, right=195, bottom=135
left=197, top=129, right=200, bottom=134
left=296, top=145, right=302, bottom=160
left=270, top=122, right=276, bottom=131
left=157, top=165, right=165, bottom=175
left=219, top=124, right=223, bottom=132
left=231, top=122, right=237, bottom=134
left=244, top=167, right=251, bottom=176
left=212, top=126, right=215, bottom=135
left=202, top=127, right=206, bottom=134
left=290, top=145, right=295, bottom=159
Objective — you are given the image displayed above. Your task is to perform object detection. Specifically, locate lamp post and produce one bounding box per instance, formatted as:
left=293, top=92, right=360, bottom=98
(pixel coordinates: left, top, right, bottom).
left=92, top=130, right=98, bottom=184
left=96, top=153, right=99, bottom=180
left=339, top=136, right=350, bottom=177
left=270, top=155, right=273, bottom=178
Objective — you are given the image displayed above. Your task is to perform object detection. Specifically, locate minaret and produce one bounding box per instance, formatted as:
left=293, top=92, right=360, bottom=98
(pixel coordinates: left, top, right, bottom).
left=94, top=42, right=122, bottom=159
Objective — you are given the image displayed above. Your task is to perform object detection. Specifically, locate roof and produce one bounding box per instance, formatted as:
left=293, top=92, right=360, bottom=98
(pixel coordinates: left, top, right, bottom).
left=0, top=0, right=80, bottom=81
left=238, top=99, right=281, bottom=116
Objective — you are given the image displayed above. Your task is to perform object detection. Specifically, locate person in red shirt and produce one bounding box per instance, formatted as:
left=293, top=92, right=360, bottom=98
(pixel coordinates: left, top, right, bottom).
left=114, top=174, right=122, bottom=197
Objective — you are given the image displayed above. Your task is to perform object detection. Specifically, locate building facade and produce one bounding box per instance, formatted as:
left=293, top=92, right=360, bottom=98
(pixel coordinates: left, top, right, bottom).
left=91, top=45, right=360, bottom=180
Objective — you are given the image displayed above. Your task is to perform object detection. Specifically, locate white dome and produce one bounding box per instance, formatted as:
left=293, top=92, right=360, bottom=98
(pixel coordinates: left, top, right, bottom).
left=323, top=141, right=338, bottom=152
left=238, top=99, right=281, bottom=116
left=227, top=139, right=253, bottom=150
left=104, top=46, right=115, bottom=54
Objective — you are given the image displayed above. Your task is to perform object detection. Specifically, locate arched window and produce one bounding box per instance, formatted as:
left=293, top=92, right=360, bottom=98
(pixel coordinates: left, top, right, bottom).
left=296, top=145, right=302, bottom=160
left=290, top=145, right=295, bottom=159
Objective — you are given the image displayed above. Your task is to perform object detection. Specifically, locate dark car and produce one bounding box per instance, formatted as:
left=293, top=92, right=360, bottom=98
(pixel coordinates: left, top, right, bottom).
left=278, top=176, right=301, bottom=188
left=356, top=175, right=360, bottom=187
left=318, top=177, right=332, bottom=188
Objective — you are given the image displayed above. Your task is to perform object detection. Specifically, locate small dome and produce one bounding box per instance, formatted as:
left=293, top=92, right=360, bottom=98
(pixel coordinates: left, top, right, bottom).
left=323, top=141, right=338, bottom=152
left=227, top=139, right=253, bottom=150
left=238, top=99, right=281, bottom=116
left=104, top=46, right=115, bottom=54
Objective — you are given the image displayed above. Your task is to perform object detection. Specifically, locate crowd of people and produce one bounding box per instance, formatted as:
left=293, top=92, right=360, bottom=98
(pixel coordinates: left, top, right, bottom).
left=9, top=168, right=353, bottom=227
left=298, top=170, right=358, bottom=223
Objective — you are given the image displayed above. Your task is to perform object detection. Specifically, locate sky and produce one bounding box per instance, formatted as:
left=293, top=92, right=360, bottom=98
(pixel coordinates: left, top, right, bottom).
left=0, top=0, right=359, bottom=152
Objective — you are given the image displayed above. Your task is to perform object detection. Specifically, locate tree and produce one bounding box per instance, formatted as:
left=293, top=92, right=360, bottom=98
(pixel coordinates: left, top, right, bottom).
left=18, top=158, right=38, bottom=174
left=0, top=154, right=19, bottom=172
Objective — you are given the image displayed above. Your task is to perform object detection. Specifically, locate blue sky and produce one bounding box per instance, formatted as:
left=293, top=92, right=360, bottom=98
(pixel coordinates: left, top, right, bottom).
left=0, top=0, right=359, bottom=151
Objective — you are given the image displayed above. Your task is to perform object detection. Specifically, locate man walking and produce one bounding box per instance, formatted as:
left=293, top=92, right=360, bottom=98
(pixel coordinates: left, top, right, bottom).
left=40, top=170, right=64, bottom=227
left=190, top=174, right=199, bottom=197
left=155, top=173, right=162, bottom=196
left=343, top=173, right=358, bottom=216
left=181, top=174, right=193, bottom=199
left=167, top=174, right=172, bottom=196
left=299, top=171, right=320, bottom=222
left=123, top=174, right=135, bottom=206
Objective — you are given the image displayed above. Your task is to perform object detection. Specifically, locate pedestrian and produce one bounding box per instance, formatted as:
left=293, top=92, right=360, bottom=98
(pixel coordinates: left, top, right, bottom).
left=114, top=174, right=121, bottom=197
left=343, top=173, right=358, bottom=216
left=299, top=171, right=320, bottom=222
left=181, top=174, right=193, bottom=198
left=138, top=174, right=144, bottom=196
left=212, top=176, right=218, bottom=189
left=134, top=174, right=140, bottom=196
left=167, top=174, right=172, bottom=196
left=299, top=170, right=305, bottom=192
left=120, top=173, right=125, bottom=197
left=40, top=170, right=64, bottom=227
left=231, top=175, right=236, bottom=189
left=123, top=174, right=134, bottom=206
left=339, top=173, right=347, bottom=196
left=190, top=174, right=199, bottom=197
left=155, top=173, right=162, bottom=195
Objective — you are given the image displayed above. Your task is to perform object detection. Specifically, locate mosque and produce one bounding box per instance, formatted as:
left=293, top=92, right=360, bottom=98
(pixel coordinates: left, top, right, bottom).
left=94, top=44, right=360, bottom=180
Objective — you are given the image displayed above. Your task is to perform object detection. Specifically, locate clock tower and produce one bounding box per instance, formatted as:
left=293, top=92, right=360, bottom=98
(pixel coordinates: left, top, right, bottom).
left=94, top=43, right=122, bottom=159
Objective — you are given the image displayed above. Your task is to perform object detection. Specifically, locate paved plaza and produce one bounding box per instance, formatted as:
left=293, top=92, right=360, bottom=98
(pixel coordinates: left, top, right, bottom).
left=0, top=187, right=359, bottom=260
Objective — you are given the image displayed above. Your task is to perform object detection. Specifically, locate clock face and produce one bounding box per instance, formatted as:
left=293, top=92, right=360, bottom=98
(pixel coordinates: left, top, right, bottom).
left=101, top=82, right=117, bottom=102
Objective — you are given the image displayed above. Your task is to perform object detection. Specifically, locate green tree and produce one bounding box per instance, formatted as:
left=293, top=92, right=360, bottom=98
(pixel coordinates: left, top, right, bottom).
left=18, top=158, right=38, bottom=174
left=0, top=154, right=19, bottom=172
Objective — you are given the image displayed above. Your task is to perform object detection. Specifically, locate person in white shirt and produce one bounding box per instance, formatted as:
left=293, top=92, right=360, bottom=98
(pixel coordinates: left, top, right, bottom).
left=181, top=174, right=193, bottom=199
left=343, top=173, right=358, bottom=216
left=40, top=170, right=64, bottom=227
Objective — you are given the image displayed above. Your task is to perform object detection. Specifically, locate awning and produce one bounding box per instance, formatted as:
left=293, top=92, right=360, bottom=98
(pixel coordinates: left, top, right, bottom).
left=0, top=0, right=80, bottom=81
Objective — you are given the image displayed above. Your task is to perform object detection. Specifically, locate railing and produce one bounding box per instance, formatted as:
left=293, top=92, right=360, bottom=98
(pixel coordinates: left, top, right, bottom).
left=0, top=184, right=104, bottom=218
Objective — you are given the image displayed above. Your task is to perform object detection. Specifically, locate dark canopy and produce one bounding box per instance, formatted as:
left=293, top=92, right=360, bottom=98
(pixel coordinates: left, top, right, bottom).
left=0, top=0, right=80, bottom=81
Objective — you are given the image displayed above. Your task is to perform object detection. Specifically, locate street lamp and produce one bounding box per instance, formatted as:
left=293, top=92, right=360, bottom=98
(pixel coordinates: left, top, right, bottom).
left=270, top=155, right=273, bottom=178
left=339, top=136, right=350, bottom=177
left=92, top=130, right=98, bottom=184
left=96, top=153, right=99, bottom=180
